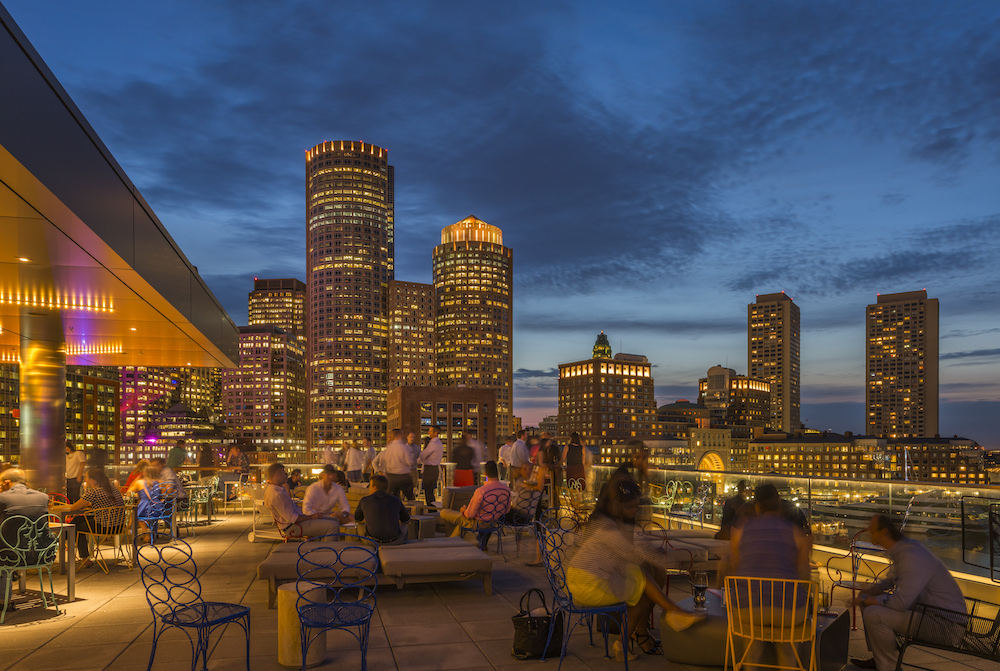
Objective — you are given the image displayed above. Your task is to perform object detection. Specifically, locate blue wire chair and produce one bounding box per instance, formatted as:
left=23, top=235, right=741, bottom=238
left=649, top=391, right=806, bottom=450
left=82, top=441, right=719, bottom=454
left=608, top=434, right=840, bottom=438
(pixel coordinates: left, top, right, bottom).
left=296, top=533, right=379, bottom=671
left=137, top=481, right=177, bottom=544
left=535, top=508, right=630, bottom=670
left=457, top=490, right=511, bottom=552
left=136, top=538, right=250, bottom=671
left=502, top=488, right=543, bottom=559
left=0, top=513, right=59, bottom=623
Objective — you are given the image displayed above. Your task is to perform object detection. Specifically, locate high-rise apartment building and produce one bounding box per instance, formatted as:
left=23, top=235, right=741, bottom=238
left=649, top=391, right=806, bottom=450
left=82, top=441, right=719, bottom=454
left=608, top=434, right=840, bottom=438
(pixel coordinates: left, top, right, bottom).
left=433, top=216, right=513, bottom=440
left=249, top=278, right=307, bottom=344
left=222, top=325, right=306, bottom=457
left=388, top=281, right=435, bottom=388
left=866, top=290, right=939, bottom=438
left=748, top=292, right=801, bottom=432
left=65, top=369, right=120, bottom=463
left=120, top=367, right=177, bottom=458
left=558, top=334, right=656, bottom=445
left=305, top=141, right=393, bottom=452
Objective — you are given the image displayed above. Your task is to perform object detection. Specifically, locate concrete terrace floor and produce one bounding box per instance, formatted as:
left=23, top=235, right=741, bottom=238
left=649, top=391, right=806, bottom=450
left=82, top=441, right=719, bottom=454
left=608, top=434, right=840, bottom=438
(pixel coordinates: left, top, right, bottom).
left=1, top=512, right=998, bottom=671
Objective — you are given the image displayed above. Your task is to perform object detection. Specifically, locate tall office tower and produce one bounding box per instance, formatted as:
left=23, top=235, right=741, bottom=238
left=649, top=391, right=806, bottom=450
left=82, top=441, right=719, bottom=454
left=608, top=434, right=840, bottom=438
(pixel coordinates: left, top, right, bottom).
left=174, top=367, right=222, bottom=420
left=119, top=367, right=176, bottom=458
left=433, top=216, right=513, bottom=440
left=748, top=292, right=801, bottom=432
left=388, top=280, right=435, bottom=388
left=306, top=141, right=393, bottom=452
left=866, top=290, right=939, bottom=438
left=249, top=278, right=307, bottom=344
left=65, top=369, right=120, bottom=463
left=222, top=325, right=306, bottom=457
left=557, top=335, right=656, bottom=445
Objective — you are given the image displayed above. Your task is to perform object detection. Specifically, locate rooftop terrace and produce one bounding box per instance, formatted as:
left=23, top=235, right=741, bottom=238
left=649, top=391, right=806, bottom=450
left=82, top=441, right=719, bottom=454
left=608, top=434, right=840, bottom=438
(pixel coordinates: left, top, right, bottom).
left=2, top=512, right=997, bottom=671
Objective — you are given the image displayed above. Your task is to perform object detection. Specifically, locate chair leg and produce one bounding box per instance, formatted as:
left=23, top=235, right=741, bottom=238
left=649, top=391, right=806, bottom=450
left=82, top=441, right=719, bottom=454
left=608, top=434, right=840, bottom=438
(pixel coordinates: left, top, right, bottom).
left=1, top=571, right=12, bottom=624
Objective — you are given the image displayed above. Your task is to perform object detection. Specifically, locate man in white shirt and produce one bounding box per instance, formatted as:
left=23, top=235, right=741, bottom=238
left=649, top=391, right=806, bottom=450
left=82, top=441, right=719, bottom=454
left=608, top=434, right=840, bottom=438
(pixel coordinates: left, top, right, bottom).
left=498, top=435, right=514, bottom=483
left=343, top=442, right=365, bottom=482
left=511, top=430, right=530, bottom=471
left=374, top=429, right=415, bottom=500
left=417, top=426, right=443, bottom=505
left=302, top=464, right=352, bottom=524
left=264, top=463, right=340, bottom=538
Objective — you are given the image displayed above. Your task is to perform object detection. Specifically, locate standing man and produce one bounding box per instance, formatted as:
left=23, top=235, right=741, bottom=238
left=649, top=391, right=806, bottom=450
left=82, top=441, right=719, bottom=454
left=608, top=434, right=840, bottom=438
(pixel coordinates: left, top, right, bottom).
left=264, top=463, right=341, bottom=538
left=418, top=426, right=443, bottom=506
left=498, top=434, right=514, bottom=483
left=362, top=439, right=376, bottom=483
left=716, top=480, right=749, bottom=540
left=302, top=464, right=352, bottom=525
left=166, top=439, right=189, bottom=470
left=343, top=441, right=365, bottom=483
left=374, top=429, right=416, bottom=500
left=64, top=441, right=87, bottom=503
left=406, top=432, right=421, bottom=492
left=510, top=430, right=531, bottom=478
left=851, top=514, right=966, bottom=671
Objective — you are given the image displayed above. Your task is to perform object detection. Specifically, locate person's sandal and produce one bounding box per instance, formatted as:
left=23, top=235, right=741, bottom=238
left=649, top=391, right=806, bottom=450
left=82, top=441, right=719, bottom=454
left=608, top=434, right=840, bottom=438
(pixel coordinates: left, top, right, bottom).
left=633, top=632, right=663, bottom=655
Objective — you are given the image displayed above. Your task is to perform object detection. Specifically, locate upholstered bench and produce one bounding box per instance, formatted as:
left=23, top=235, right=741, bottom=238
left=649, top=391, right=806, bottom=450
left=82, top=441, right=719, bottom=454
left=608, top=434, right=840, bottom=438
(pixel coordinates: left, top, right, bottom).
left=378, top=539, right=493, bottom=595
left=258, top=541, right=380, bottom=608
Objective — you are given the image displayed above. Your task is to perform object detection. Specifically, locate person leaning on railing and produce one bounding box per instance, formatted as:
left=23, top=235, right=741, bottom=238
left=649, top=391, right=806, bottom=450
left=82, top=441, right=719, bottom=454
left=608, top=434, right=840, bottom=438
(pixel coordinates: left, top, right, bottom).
left=66, top=468, right=125, bottom=569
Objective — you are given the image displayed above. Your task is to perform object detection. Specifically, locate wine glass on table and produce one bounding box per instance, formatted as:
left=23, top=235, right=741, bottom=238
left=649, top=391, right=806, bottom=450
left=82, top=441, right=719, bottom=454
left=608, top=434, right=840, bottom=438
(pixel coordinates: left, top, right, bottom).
left=692, top=571, right=709, bottom=610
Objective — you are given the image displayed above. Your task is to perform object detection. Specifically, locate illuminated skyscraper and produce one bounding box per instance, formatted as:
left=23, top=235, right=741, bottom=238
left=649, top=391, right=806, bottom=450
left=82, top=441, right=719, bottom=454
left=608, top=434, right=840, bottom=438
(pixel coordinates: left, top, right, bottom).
left=305, top=141, right=393, bottom=452
left=388, top=280, right=435, bottom=388
left=866, top=290, right=939, bottom=438
left=249, top=278, right=306, bottom=344
left=433, top=216, right=513, bottom=440
left=222, top=325, right=306, bottom=456
left=748, top=292, right=800, bottom=432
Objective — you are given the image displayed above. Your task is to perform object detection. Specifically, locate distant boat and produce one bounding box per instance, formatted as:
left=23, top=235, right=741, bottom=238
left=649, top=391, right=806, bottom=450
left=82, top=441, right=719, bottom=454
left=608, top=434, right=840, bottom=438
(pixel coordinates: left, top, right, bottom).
left=810, top=491, right=989, bottom=535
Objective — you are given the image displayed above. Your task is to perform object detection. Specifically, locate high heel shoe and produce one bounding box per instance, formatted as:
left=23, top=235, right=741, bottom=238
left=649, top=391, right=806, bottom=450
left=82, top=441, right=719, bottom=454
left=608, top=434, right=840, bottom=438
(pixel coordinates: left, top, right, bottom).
left=633, top=632, right=663, bottom=655
left=612, top=639, right=638, bottom=662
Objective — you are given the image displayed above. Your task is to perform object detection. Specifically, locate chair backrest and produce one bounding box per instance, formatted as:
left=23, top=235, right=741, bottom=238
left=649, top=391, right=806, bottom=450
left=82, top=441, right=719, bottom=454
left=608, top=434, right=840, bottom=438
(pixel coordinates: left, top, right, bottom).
left=535, top=509, right=582, bottom=610
left=88, top=505, right=130, bottom=535
left=508, top=488, right=542, bottom=527
left=296, top=533, right=378, bottom=610
left=0, top=513, right=59, bottom=569
left=138, top=481, right=177, bottom=522
left=136, top=539, right=204, bottom=620
left=476, top=490, right=510, bottom=526
left=724, top=576, right=818, bottom=644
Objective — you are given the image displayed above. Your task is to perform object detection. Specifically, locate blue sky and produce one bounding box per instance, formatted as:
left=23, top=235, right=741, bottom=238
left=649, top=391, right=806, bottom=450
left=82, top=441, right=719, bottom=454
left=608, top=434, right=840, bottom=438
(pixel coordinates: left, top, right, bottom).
left=6, top=1, right=1000, bottom=445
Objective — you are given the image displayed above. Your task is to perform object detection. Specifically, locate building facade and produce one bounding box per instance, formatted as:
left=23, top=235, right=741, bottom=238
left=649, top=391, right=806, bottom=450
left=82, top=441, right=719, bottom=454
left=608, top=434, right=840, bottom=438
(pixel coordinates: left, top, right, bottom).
left=306, top=141, right=394, bottom=453
left=432, top=216, right=513, bottom=440
left=388, top=280, right=435, bottom=388
left=386, top=385, right=496, bottom=458
left=249, top=278, right=307, bottom=344
left=866, top=290, right=939, bottom=438
left=558, top=335, right=657, bottom=445
left=65, top=369, right=120, bottom=464
left=748, top=292, right=801, bottom=432
left=222, top=325, right=306, bottom=458
left=698, top=365, right=771, bottom=429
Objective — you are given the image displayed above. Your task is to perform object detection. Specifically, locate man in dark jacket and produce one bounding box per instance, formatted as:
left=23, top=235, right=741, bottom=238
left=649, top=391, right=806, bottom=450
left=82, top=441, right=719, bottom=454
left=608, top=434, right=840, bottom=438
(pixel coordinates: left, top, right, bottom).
left=355, top=475, right=410, bottom=544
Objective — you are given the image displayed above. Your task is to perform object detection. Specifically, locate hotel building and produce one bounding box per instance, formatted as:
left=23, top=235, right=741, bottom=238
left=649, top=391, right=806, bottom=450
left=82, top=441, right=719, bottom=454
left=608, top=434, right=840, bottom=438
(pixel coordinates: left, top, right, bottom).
left=222, top=325, right=306, bottom=457
left=249, top=278, right=307, bottom=344
left=433, top=216, right=513, bottom=441
left=305, top=141, right=393, bottom=452
left=558, top=334, right=656, bottom=445
left=748, top=292, right=801, bottom=432
left=388, top=280, right=435, bottom=388
left=866, top=290, right=939, bottom=438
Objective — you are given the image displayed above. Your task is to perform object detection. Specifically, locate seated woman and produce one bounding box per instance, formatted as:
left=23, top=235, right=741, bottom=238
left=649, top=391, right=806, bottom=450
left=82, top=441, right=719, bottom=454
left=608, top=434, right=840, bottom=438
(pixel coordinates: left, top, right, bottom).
left=566, top=475, right=701, bottom=662
left=127, top=465, right=169, bottom=533
left=65, top=468, right=126, bottom=569
left=121, top=459, right=149, bottom=494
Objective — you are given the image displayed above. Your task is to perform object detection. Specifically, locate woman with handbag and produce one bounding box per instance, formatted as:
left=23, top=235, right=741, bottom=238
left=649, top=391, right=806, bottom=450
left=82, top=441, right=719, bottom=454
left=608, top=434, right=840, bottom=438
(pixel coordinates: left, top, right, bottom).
left=566, top=474, right=702, bottom=661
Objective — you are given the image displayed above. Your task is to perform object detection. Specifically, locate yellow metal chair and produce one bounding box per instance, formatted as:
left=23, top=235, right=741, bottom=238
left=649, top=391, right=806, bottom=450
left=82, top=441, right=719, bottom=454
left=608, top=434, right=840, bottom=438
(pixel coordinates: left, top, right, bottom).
left=78, top=505, right=132, bottom=573
left=724, top=576, right=818, bottom=671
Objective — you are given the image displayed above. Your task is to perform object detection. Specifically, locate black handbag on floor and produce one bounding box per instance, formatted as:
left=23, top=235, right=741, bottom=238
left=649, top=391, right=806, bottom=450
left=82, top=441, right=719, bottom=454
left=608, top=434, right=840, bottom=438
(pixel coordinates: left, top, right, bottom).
left=511, top=588, right=564, bottom=660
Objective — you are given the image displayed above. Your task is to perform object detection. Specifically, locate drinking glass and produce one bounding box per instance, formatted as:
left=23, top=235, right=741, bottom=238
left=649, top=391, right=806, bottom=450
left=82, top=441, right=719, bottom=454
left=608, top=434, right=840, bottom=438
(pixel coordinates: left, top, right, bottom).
left=692, top=571, right=709, bottom=610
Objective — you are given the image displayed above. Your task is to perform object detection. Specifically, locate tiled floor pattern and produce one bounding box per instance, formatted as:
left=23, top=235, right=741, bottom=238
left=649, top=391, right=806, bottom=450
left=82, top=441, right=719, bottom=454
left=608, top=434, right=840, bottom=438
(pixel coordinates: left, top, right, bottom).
left=1, top=513, right=997, bottom=671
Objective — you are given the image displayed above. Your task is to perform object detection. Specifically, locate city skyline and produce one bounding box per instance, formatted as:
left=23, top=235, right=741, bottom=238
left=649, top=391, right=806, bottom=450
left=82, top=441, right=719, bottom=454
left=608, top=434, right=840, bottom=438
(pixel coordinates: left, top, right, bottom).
left=6, top=2, right=998, bottom=446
